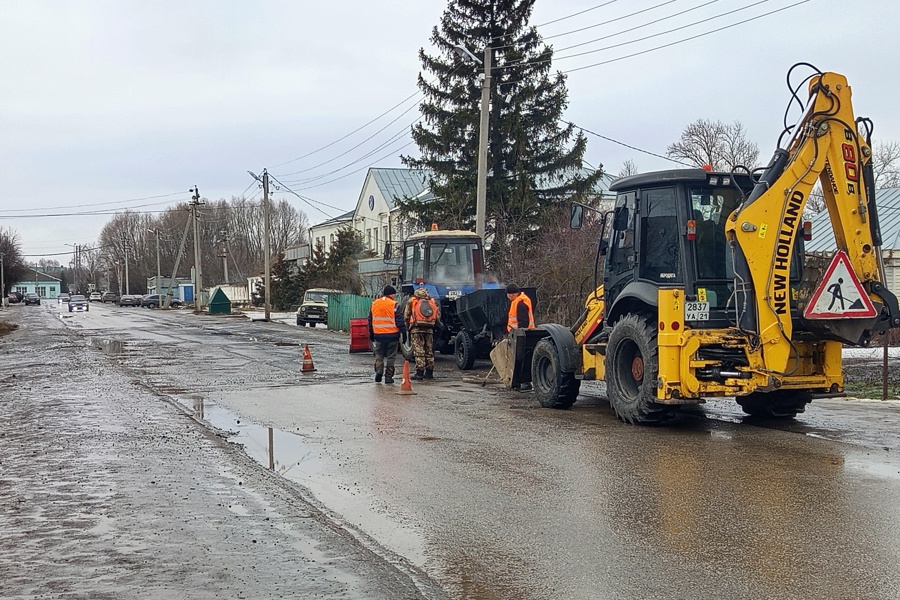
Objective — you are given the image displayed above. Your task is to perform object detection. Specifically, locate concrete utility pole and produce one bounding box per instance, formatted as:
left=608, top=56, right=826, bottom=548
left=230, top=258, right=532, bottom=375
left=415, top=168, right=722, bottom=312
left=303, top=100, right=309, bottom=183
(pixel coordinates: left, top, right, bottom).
left=148, top=228, right=161, bottom=294
left=190, top=186, right=204, bottom=312
left=1, top=253, right=6, bottom=308
left=263, top=170, right=272, bottom=322
left=475, top=45, right=492, bottom=243
left=218, top=230, right=229, bottom=284
left=122, top=234, right=131, bottom=295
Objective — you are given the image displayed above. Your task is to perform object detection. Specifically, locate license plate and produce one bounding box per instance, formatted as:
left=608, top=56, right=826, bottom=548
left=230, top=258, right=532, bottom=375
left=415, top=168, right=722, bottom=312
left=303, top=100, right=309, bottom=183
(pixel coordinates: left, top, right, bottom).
left=685, top=301, right=709, bottom=321
left=447, top=290, right=462, bottom=299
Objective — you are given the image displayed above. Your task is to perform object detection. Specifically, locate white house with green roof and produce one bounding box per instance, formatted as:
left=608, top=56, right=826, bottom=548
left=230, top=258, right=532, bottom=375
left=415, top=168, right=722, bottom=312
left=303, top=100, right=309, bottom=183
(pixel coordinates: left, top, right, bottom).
left=308, top=167, right=432, bottom=256
left=11, top=268, right=63, bottom=299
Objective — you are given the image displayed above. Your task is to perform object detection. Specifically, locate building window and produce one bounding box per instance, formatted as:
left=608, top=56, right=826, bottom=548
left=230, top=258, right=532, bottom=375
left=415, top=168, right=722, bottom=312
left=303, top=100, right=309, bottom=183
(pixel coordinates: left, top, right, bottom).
left=383, top=226, right=388, bottom=245
left=36, top=287, right=47, bottom=297
left=374, top=228, right=379, bottom=252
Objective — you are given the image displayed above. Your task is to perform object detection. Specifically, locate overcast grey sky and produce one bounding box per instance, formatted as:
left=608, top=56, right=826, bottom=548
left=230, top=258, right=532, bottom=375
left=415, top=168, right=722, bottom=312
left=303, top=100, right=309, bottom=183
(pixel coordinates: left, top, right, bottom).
left=3, top=0, right=899, bottom=262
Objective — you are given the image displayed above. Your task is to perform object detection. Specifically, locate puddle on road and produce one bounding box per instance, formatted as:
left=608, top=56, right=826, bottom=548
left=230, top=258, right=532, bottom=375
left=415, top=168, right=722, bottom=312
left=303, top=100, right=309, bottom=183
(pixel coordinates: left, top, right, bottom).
left=91, top=338, right=126, bottom=355
left=177, top=396, right=325, bottom=480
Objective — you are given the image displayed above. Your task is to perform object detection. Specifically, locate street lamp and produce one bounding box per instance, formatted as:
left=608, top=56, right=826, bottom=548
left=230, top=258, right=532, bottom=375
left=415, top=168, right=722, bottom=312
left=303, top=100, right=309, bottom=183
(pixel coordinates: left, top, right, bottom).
left=452, top=42, right=491, bottom=243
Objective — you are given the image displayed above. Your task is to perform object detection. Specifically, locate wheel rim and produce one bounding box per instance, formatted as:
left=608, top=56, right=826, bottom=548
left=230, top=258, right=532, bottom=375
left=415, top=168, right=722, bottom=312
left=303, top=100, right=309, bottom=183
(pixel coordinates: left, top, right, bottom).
left=615, top=339, right=642, bottom=399
left=534, top=354, right=553, bottom=390
left=631, top=355, right=644, bottom=381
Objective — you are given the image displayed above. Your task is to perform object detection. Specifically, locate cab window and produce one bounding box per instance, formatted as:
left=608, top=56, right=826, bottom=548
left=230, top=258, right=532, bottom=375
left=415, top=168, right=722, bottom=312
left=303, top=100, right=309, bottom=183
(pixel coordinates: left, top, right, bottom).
left=640, top=187, right=681, bottom=283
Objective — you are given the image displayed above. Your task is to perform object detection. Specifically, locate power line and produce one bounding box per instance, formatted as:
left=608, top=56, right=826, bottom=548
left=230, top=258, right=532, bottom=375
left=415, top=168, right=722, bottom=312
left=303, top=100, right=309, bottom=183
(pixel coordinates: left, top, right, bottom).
left=0, top=191, right=188, bottom=213
left=534, top=0, right=620, bottom=27
left=561, top=0, right=810, bottom=74
left=569, top=121, right=692, bottom=167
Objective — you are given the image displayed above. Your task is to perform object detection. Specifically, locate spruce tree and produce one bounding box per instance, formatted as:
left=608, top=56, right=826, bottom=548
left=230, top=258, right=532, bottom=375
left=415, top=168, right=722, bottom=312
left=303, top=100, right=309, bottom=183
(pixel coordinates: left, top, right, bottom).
left=401, top=0, right=602, bottom=272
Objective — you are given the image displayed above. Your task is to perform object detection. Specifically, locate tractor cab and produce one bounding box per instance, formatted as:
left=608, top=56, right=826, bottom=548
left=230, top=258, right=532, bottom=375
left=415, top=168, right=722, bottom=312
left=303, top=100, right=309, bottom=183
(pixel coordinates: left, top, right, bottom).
left=399, top=229, right=498, bottom=299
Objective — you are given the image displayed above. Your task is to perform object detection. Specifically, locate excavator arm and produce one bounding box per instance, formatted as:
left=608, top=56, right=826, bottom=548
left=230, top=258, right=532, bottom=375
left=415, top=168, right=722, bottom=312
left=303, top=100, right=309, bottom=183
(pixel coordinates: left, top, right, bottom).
left=726, top=70, right=900, bottom=376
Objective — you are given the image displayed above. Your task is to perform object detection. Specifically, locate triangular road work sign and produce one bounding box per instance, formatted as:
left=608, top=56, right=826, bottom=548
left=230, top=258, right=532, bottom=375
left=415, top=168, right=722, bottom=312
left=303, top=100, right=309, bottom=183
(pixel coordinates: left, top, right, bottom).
left=803, top=250, right=877, bottom=319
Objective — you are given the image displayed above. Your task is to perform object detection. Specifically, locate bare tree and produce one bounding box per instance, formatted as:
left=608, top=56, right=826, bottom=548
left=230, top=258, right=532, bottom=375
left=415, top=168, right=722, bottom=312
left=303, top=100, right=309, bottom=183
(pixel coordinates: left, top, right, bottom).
left=667, top=119, right=759, bottom=171
left=874, top=140, right=900, bottom=189
left=618, top=159, right=638, bottom=178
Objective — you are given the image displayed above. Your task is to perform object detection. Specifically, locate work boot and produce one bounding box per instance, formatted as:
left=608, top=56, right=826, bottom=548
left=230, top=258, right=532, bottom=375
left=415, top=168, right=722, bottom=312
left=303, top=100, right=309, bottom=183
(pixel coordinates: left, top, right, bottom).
left=384, top=375, right=394, bottom=384
left=384, top=367, right=395, bottom=384
left=374, top=371, right=383, bottom=383
left=412, top=369, right=425, bottom=381
left=424, top=368, right=434, bottom=380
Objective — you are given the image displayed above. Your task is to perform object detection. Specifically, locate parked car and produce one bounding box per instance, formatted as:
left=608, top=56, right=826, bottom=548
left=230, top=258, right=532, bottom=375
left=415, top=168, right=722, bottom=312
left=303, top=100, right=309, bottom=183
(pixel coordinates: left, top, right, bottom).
left=141, top=294, right=181, bottom=309
left=68, top=294, right=89, bottom=312
left=89, top=292, right=103, bottom=302
left=118, top=295, right=141, bottom=307
left=7, top=292, right=23, bottom=303
left=296, top=288, right=342, bottom=327
left=101, top=291, right=119, bottom=303
left=24, top=293, right=41, bottom=305
left=57, top=293, right=70, bottom=304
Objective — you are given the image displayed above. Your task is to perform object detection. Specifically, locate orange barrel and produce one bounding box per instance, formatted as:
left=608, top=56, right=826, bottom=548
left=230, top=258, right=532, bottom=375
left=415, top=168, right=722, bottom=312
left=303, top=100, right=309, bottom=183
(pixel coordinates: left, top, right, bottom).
left=349, top=318, right=370, bottom=353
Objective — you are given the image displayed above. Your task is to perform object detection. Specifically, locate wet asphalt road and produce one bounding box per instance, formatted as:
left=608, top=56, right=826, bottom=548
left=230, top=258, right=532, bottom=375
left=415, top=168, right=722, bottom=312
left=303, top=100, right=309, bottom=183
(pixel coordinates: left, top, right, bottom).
left=5, top=302, right=900, bottom=599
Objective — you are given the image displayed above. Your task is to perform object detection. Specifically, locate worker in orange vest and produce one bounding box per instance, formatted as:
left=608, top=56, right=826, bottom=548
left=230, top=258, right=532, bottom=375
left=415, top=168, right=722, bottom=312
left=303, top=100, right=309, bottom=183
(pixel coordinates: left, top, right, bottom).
left=368, top=285, right=407, bottom=384
left=506, top=283, right=535, bottom=392
left=506, top=283, right=535, bottom=332
left=404, top=286, right=440, bottom=380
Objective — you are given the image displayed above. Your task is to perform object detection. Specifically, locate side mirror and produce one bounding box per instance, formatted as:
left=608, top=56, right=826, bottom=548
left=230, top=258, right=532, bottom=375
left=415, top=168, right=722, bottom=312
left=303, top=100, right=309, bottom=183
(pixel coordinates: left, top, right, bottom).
left=570, top=204, right=584, bottom=230
left=612, top=206, right=629, bottom=231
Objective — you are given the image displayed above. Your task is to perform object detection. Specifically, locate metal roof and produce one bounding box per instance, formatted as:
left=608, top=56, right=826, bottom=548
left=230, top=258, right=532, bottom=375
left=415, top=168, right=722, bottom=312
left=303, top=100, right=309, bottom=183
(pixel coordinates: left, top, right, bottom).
left=806, top=187, right=900, bottom=251
left=370, top=168, right=433, bottom=210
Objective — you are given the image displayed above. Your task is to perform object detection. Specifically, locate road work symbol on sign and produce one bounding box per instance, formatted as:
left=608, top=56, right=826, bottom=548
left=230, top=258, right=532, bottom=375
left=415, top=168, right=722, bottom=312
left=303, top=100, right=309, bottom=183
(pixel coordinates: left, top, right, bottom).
left=803, top=250, right=877, bottom=319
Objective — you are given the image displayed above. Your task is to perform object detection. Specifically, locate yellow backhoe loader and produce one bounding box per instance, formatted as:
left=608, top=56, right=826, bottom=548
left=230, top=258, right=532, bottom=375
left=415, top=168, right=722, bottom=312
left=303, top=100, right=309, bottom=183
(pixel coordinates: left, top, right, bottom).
left=507, top=64, right=900, bottom=423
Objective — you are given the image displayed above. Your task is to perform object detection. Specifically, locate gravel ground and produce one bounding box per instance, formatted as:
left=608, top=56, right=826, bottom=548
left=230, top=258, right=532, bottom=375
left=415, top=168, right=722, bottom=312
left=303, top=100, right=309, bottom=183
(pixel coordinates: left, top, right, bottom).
left=0, top=308, right=444, bottom=600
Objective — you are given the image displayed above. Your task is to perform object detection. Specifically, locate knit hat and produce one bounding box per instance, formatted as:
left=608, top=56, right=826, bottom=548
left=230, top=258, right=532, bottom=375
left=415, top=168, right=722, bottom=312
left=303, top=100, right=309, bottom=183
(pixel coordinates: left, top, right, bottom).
left=414, top=287, right=429, bottom=298
left=382, top=285, right=397, bottom=296
left=505, top=283, right=520, bottom=294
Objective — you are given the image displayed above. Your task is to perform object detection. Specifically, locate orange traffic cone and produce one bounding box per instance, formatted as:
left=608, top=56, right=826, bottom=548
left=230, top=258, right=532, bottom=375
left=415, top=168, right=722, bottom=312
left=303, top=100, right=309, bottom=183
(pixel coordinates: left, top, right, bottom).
left=301, top=344, right=317, bottom=373
left=397, top=360, right=417, bottom=396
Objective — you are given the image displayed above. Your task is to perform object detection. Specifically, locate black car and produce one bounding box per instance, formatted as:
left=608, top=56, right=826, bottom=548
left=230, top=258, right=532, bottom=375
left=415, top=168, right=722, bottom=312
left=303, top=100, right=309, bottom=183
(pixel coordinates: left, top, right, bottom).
left=101, top=291, right=119, bottom=303
left=24, top=293, right=41, bottom=305
left=141, top=294, right=181, bottom=309
left=68, top=294, right=89, bottom=312
left=57, top=293, right=70, bottom=304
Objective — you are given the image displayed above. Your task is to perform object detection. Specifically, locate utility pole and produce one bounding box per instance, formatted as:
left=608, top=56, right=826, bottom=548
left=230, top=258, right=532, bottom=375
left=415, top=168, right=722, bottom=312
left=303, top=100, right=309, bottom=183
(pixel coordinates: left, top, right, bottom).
left=475, top=45, right=492, bottom=243
left=263, top=170, right=272, bottom=322
left=190, top=186, right=204, bottom=312
left=218, top=230, right=229, bottom=284
left=122, top=233, right=130, bottom=295
left=148, top=228, right=161, bottom=295
left=1, top=253, right=5, bottom=309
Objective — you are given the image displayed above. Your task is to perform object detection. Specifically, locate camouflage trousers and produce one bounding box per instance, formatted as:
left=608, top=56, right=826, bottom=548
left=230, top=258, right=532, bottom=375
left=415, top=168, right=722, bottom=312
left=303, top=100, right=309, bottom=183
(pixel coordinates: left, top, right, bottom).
left=373, top=339, right=398, bottom=377
left=410, top=328, right=434, bottom=371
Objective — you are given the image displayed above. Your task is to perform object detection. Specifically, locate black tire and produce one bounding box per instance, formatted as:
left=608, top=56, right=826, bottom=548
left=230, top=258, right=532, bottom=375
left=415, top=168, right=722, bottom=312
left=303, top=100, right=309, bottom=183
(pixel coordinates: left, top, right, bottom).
left=455, top=330, right=476, bottom=370
left=605, top=313, right=676, bottom=424
left=532, top=338, right=581, bottom=409
left=147, top=302, right=157, bottom=309
left=297, top=318, right=303, bottom=326
left=737, top=390, right=812, bottom=418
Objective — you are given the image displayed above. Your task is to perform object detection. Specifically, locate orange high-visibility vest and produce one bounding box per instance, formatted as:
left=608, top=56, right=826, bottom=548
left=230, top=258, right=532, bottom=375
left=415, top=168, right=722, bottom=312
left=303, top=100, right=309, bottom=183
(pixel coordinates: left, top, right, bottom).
left=507, top=293, right=535, bottom=332
left=410, top=297, right=438, bottom=327
left=371, top=296, right=399, bottom=335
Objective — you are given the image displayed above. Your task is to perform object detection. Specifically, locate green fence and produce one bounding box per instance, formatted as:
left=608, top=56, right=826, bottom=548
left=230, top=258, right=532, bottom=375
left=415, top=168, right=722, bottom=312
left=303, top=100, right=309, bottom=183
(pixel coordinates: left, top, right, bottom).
left=327, top=294, right=374, bottom=331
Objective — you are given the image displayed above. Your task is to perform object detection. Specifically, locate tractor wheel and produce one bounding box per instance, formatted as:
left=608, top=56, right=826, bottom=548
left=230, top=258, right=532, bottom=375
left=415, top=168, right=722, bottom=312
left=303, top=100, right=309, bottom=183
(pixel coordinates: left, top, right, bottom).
left=604, top=314, right=675, bottom=424
left=737, top=390, right=812, bottom=418
left=455, top=330, right=476, bottom=370
left=532, top=338, right=581, bottom=409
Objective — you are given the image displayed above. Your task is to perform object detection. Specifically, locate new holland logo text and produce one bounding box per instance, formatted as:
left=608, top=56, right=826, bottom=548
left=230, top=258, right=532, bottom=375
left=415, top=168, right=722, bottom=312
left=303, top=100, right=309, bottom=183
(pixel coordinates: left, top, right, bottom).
left=773, top=190, right=803, bottom=314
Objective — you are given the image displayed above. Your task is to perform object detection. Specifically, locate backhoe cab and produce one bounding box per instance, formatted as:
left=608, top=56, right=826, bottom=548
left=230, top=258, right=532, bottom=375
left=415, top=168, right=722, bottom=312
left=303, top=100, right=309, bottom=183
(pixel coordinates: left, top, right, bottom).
left=519, top=67, right=900, bottom=424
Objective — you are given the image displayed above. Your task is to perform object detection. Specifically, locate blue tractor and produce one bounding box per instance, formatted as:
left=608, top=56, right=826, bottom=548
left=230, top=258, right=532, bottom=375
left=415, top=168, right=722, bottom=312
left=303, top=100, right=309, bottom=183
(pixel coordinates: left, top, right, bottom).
left=394, top=228, right=536, bottom=370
